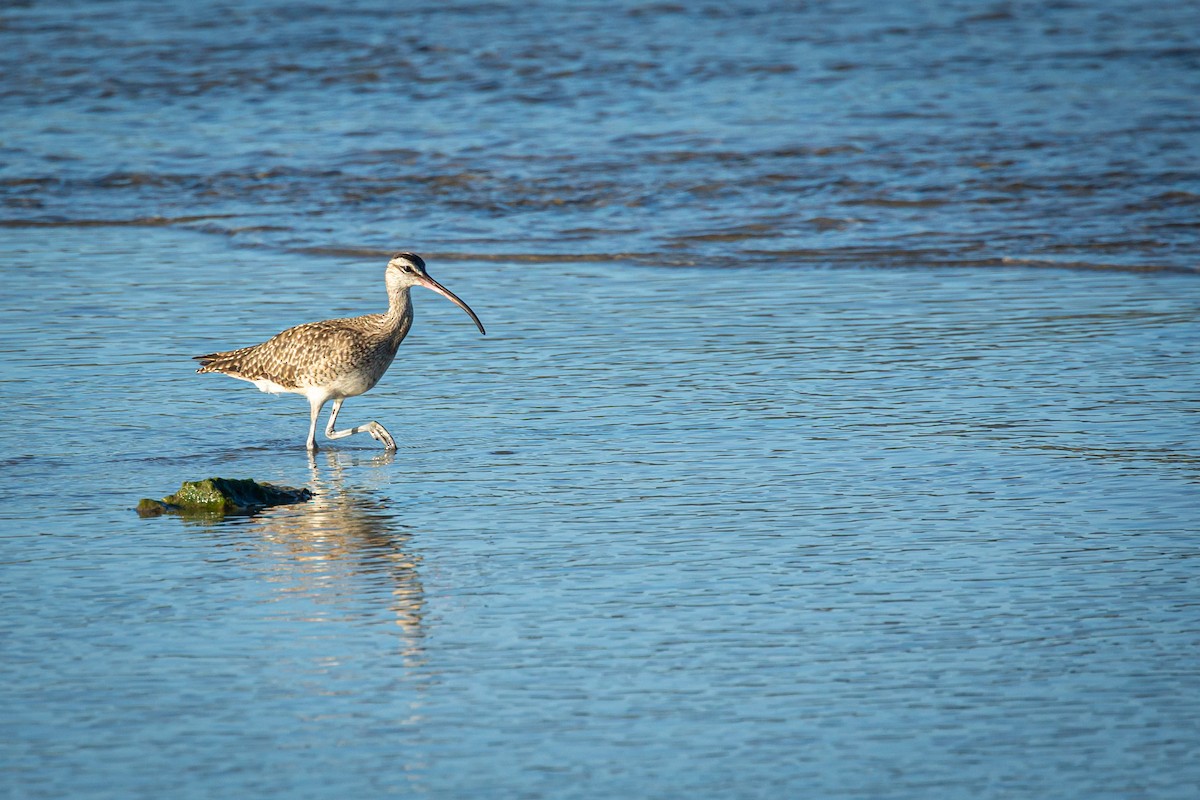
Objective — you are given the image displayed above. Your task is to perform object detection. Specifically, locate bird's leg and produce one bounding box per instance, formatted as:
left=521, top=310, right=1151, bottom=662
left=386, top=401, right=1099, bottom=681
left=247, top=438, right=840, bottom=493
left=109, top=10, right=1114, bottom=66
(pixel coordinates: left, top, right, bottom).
left=306, top=396, right=326, bottom=452
left=324, top=398, right=397, bottom=451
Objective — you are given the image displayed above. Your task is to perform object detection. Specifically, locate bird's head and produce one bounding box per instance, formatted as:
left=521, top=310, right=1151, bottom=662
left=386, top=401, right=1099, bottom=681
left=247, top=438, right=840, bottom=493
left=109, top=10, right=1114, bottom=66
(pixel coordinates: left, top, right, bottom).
left=386, top=252, right=486, bottom=335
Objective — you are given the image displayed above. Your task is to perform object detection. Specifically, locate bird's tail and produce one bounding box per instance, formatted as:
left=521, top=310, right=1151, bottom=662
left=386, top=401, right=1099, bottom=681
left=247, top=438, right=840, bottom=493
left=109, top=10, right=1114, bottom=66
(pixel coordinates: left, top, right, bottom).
left=194, top=348, right=250, bottom=375
left=193, top=353, right=218, bottom=371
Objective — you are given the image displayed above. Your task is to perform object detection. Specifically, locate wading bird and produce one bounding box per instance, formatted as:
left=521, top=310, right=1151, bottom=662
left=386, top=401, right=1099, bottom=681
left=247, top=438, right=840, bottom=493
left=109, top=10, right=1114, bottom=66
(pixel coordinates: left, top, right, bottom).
left=195, top=252, right=485, bottom=451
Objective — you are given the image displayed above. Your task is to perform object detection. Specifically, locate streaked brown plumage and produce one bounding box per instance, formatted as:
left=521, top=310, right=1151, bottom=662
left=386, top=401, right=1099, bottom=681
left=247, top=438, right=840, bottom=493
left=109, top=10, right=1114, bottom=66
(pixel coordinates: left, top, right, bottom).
left=195, top=252, right=485, bottom=452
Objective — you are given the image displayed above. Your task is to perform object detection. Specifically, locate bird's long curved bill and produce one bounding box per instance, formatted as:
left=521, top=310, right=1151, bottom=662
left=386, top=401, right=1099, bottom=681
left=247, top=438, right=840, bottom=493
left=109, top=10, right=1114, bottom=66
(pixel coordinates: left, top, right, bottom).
left=418, top=275, right=487, bottom=335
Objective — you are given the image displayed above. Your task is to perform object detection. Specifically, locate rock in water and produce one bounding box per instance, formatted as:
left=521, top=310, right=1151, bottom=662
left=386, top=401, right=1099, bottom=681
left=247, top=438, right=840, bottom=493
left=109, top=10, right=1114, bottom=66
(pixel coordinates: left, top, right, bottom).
left=137, top=477, right=313, bottom=517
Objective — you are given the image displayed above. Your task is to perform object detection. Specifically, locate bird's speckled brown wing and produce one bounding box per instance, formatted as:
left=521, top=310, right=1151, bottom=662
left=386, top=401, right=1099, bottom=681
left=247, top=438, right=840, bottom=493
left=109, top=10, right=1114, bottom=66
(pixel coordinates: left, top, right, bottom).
left=195, top=314, right=403, bottom=391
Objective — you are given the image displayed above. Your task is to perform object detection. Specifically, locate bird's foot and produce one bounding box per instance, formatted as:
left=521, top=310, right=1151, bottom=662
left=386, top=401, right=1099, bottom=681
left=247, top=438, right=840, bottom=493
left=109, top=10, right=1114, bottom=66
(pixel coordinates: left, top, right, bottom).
left=369, top=424, right=397, bottom=451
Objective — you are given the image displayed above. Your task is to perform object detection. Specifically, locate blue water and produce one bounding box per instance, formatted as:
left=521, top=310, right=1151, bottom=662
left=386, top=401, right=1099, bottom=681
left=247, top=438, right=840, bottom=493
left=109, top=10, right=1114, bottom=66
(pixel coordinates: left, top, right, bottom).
left=3, top=0, right=1198, bottom=270
left=2, top=1, right=1199, bottom=797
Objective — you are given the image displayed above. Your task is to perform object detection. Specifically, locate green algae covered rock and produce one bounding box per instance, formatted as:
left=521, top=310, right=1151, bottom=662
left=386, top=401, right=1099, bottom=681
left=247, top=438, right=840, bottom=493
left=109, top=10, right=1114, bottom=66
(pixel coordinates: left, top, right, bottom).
left=137, top=477, right=313, bottom=517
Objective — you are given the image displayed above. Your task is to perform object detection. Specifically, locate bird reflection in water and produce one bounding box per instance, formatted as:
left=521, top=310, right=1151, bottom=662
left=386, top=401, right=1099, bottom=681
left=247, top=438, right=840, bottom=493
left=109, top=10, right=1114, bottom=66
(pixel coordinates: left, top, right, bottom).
left=247, top=449, right=425, bottom=659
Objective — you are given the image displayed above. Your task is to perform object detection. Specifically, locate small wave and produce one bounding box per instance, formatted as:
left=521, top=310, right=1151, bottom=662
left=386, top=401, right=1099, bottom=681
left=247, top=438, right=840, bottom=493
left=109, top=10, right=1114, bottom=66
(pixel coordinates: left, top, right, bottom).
left=285, top=244, right=1198, bottom=275
left=0, top=214, right=239, bottom=228
left=841, top=197, right=950, bottom=208
left=1126, top=191, right=1200, bottom=211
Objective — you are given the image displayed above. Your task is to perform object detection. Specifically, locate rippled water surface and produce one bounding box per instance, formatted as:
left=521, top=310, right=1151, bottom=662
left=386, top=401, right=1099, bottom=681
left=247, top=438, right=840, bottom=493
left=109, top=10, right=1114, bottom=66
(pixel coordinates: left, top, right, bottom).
left=4, top=226, right=1198, bottom=798
left=3, top=0, right=1199, bottom=270
left=2, top=1, right=1199, bottom=798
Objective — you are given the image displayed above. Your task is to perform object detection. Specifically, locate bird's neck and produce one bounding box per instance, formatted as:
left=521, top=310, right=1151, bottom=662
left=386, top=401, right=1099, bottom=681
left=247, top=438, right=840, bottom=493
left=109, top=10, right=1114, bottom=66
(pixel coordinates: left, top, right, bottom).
left=383, top=285, right=414, bottom=333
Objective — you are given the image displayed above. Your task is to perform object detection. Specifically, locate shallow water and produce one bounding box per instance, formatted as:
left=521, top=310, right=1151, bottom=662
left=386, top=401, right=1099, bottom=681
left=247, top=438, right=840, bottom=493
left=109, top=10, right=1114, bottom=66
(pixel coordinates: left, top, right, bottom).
left=2, top=1, right=1200, bottom=797
left=2, top=226, right=1198, bottom=797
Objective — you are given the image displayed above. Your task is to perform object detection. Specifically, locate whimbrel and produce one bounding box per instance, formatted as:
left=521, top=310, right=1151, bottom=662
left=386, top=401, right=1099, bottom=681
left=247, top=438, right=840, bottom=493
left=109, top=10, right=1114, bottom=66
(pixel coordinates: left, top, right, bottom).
left=195, top=252, right=485, bottom=451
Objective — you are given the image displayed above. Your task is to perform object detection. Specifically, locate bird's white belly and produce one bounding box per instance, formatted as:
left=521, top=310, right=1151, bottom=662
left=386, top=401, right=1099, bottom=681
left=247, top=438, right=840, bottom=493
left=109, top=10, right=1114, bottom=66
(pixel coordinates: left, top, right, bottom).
left=252, top=378, right=294, bottom=395
left=325, top=371, right=379, bottom=398
left=243, top=362, right=384, bottom=399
